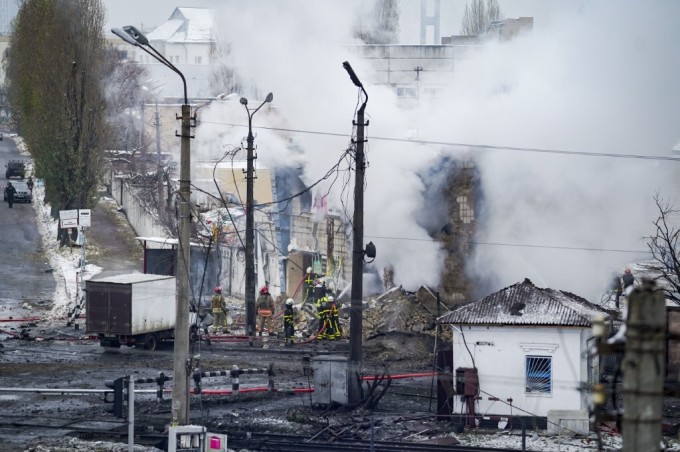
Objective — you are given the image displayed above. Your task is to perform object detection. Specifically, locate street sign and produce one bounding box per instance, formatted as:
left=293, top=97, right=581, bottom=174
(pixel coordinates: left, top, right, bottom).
left=59, top=210, right=78, bottom=221
left=78, top=209, right=91, bottom=228
left=59, top=209, right=91, bottom=229
left=61, top=218, right=78, bottom=228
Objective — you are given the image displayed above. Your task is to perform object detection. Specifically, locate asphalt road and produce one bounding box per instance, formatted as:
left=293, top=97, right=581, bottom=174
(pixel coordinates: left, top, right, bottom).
left=0, top=136, right=54, bottom=319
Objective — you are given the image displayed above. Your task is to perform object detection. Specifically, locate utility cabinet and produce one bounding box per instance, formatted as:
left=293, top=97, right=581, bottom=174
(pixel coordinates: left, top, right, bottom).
left=311, top=355, right=349, bottom=406
left=455, top=367, right=479, bottom=396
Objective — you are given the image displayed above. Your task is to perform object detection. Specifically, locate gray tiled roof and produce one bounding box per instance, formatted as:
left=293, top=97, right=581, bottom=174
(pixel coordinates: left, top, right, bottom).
left=438, top=278, right=610, bottom=327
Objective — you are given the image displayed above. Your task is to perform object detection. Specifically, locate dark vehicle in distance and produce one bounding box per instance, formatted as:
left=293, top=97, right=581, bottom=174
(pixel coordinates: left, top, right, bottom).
left=4, top=181, right=32, bottom=203
left=5, top=160, right=25, bottom=179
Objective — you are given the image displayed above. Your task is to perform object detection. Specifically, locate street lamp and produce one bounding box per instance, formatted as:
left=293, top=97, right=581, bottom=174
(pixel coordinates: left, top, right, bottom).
left=240, top=92, right=273, bottom=340
left=112, top=25, right=193, bottom=425
left=343, top=61, right=368, bottom=405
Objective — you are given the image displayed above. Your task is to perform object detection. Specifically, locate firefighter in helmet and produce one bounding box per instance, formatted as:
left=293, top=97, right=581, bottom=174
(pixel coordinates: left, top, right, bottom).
left=283, top=298, right=296, bottom=345
left=327, top=295, right=342, bottom=340
left=303, top=267, right=319, bottom=305
left=210, top=286, right=228, bottom=334
left=256, top=286, right=275, bottom=336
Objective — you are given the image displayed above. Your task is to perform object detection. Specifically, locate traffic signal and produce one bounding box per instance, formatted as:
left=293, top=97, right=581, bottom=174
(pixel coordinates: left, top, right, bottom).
left=105, top=376, right=127, bottom=418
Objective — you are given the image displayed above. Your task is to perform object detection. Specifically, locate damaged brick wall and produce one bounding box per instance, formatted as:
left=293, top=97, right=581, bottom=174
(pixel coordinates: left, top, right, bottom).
left=439, top=159, right=479, bottom=308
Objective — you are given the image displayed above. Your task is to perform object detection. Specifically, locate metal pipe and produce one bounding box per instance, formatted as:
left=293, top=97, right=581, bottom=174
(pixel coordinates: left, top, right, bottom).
left=128, top=379, right=134, bottom=452
left=0, top=388, right=156, bottom=395
left=361, top=372, right=436, bottom=381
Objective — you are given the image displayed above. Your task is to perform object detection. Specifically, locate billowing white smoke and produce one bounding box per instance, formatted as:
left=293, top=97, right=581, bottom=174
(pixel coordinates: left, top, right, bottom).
left=422, top=2, right=680, bottom=300
left=196, top=1, right=680, bottom=300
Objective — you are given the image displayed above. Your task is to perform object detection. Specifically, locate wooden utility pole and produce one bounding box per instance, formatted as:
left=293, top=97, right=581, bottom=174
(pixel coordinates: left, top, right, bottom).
left=622, top=279, right=666, bottom=451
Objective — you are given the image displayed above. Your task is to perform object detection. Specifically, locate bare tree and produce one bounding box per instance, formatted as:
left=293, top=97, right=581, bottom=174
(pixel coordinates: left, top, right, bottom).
left=354, top=0, right=400, bottom=45
left=641, top=194, right=680, bottom=304
left=460, top=0, right=503, bottom=36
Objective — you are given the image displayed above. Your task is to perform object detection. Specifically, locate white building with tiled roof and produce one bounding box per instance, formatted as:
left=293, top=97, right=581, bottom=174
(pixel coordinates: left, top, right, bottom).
left=146, top=7, right=215, bottom=66
left=116, top=7, right=217, bottom=99
left=438, top=278, right=611, bottom=433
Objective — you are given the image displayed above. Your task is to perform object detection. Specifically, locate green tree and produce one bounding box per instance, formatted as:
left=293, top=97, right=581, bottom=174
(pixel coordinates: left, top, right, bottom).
left=460, top=0, right=503, bottom=36
left=5, top=0, right=111, bottom=213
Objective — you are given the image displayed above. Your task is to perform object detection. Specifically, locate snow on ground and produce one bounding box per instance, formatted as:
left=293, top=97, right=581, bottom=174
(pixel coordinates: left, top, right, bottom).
left=13, top=136, right=102, bottom=324
left=12, top=135, right=680, bottom=451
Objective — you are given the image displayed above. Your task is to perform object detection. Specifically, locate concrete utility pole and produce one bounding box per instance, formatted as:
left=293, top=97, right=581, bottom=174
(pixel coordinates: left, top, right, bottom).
left=154, top=103, right=164, bottom=220
left=343, top=61, right=369, bottom=405
left=112, top=25, right=193, bottom=425
left=622, top=279, right=665, bottom=452
left=173, top=102, right=192, bottom=424
left=241, top=93, right=273, bottom=340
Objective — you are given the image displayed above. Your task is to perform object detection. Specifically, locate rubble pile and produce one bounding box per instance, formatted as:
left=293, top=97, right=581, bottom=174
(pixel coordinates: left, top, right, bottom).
left=214, top=286, right=454, bottom=360
left=355, top=286, right=451, bottom=366
left=362, top=286, right=444, bottom=338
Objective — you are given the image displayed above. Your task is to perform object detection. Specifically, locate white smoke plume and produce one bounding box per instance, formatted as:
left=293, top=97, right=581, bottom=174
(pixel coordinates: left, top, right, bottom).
left=194, top=0, right=680, bottom=300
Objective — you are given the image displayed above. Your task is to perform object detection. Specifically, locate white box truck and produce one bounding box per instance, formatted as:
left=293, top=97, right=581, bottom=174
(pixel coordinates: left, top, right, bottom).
left=86, top=273, right=181, bottom=350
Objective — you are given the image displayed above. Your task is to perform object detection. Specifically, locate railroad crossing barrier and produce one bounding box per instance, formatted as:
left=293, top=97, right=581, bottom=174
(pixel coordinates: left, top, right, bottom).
left=105, top=364, right=275, bottom=418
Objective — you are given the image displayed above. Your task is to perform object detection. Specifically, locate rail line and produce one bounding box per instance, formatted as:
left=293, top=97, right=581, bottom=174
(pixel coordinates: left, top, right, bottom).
left=226, top=431, right=525, bottom=451
left=0, top=415, right=523, bottom=452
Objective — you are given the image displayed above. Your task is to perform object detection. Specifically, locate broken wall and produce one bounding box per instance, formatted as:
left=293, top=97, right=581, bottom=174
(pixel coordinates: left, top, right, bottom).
left=439, top=159, right=479, bottom=307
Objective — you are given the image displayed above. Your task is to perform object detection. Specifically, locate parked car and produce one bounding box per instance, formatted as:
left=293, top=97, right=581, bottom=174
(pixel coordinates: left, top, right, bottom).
left=5, top=160, right=25, bottom=179
left=3, top=181, right=32, bottom=203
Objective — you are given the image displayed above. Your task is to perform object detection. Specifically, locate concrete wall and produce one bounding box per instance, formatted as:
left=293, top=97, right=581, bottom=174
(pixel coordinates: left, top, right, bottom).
left=112, top=176, right=171, bottom=243
left=194, top=161, right=274, bottom=208
left=164, top=42, right=213, bottom=65
left=107, top=170, right=348, bottom=301
left=350, top=44, right=471, bottom=86
left=440, top=159, right=478, bottom=306
left=289, top=212, right=352, bottom=282
left=451, top=325, right=589, bottom=418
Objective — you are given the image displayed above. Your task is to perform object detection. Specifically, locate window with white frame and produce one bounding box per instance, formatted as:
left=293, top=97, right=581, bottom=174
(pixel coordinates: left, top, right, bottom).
left=194, top=56, right=202, bottom=64
left=525, top=355, right=552, bottom=394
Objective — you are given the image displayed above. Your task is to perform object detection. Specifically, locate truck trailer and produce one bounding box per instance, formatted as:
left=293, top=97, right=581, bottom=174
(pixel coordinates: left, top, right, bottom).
left=86, top=273, right=178, bottom=350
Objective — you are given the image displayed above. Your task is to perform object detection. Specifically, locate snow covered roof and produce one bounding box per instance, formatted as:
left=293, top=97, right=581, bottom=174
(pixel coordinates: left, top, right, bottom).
left=147, top=7, right=214, bottom=43
left=136, top=237, right=204, bottom=248
left=438, top=278, right=611, bottom=327
left=90, top=273, right=173, bottom=284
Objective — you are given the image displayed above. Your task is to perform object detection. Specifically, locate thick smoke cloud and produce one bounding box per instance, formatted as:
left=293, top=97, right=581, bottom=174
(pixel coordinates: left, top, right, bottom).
left=195, top=0, right=680, bottom=300
left=423, top=1, right=680, bottom=299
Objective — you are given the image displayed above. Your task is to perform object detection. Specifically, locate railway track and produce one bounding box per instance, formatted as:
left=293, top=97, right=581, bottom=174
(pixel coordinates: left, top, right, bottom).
left=227, top=431, right=524, bottom=451
left=0, top=414, right=524, bottom=452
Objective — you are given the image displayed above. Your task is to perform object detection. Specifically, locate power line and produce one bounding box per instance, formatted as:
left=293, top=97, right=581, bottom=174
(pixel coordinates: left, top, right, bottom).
left=197, top=120, right=680, bottom=162
left=365, top=234, right=651, bottom=254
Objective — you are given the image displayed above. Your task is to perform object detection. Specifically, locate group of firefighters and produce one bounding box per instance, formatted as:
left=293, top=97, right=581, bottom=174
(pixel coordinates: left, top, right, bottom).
left=208, top=266, right=343, bottom=345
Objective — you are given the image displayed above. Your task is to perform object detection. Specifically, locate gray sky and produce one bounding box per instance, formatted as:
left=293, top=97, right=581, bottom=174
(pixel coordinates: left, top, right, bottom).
left=102, top=0, right=555, bottom=42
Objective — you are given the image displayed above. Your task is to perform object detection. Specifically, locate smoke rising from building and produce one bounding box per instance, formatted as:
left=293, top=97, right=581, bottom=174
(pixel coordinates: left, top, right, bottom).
left=194, top=0, right=680, bottom=301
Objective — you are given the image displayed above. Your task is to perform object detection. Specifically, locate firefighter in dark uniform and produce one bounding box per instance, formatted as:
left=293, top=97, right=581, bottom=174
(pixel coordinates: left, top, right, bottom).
left=256, top=286, right=275, bottom=336
left=283, top=298, right=296, bottom=345
left=327, top=295, right=342, bottom=340
left=315, top=291, right=329, bottom=340
left=303, top=267, right=319, bottom=305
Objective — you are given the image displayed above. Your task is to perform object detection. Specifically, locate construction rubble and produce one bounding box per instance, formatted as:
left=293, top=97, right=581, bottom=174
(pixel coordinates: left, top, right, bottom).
left=265, top=285, right=453, bottom=367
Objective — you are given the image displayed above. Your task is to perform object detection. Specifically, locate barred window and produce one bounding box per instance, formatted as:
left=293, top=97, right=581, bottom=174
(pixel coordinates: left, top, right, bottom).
left=525, top=356, right=552, bottom=394
left=457, top=196, right=474, bottom=224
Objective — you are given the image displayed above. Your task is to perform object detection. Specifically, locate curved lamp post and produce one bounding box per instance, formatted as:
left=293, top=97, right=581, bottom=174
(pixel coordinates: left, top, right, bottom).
left=343, top=61, right=368, bottom=405
left=112, top=25, right=193, bottom=425
left=240, top=93, right=273, bottom=340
